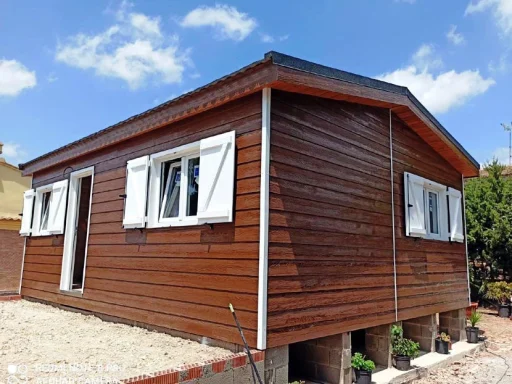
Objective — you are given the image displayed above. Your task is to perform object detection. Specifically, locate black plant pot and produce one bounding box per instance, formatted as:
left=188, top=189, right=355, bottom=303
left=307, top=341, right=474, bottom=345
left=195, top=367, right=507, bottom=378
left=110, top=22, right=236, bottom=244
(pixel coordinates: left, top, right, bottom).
left=394, top=355, right=411, bottom=371
left=498, top=304, right=510, bottom=318
left=466, top=327, right=479, bottom=343
left=435, top=339, right=449, bottom=354
left=354, top=369, right=372, bottom=384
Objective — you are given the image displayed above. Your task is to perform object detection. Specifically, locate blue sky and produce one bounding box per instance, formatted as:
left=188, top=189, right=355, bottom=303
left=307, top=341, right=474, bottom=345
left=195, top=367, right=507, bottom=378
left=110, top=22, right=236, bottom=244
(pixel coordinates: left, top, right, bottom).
left=0, top=0, right=511, bottom=167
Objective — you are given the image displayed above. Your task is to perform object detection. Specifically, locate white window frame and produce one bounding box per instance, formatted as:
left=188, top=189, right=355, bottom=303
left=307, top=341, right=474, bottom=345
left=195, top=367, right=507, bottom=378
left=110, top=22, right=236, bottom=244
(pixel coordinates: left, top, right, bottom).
left=32, top=184, right=53, bottom=237
left=147, top=141, right=201, bottom=228
left=60, top=166, right=94, bottom=293
left=404, top=172, right=450, bottom=241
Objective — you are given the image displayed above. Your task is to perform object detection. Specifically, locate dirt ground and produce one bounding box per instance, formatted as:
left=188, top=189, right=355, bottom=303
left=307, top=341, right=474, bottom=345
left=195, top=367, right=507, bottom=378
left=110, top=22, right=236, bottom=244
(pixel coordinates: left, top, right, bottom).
left=0, top=300, right=233, bottom=383
left=416, top=309, right=512, bottom=384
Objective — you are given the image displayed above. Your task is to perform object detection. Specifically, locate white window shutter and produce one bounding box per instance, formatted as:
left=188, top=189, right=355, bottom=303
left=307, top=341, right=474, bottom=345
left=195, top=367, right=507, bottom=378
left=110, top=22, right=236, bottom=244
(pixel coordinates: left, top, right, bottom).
left=405, top=173, right=426, bottom=238
left=197, top=131, right=235, bottom=223
left=48, top=180, right=69, bottom=234
left=20, top=189, right=35, bottom=236
left=448, top=187, right=464, bottom=242
left=123, top=156, right=150, bottom=228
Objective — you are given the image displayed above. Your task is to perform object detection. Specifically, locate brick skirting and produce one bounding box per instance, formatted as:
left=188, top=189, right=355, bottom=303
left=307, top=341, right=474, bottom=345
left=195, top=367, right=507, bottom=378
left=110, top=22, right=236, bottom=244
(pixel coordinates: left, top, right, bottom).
left=0, top=294, right=21, bottom=301
left=122, top=350, right=264, bottom=384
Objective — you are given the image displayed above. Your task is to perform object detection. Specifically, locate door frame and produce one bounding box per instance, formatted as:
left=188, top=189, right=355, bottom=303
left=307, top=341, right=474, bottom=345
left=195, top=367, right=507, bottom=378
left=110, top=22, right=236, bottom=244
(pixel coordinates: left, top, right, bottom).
left=59, top=166, right=95, bottom=293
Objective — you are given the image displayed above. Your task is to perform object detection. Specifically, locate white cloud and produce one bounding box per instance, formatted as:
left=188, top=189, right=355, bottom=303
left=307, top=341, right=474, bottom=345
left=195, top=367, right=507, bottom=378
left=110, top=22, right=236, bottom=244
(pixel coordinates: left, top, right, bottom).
left=180, top=4, right=257, bottom=41
left=446, top=25, right=466, bottom=45
left=465, top=0, right=512, bottom=36
left=56, top=3, right=190, bottom=89
left=259, top=33, right=289, bottom=43
left=490, top=146, right=511, bottom=164
left=489, top=51, right=509, bottom=72
left=189, top=72, right=201, bottom=79
left=260, top=33, right=274, bottom=43
left=377, top=44, right=495, bottom=114
left=0, top=59, right=36, bottom=97
left=1, top=142, right=28, bottom=164
left=47, top=72, right=58, bottom=83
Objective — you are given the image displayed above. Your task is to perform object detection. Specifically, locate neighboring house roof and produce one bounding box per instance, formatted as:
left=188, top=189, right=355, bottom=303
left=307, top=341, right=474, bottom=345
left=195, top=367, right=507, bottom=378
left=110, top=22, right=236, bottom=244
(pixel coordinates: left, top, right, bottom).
left=19, top=51, right=480, bottom=177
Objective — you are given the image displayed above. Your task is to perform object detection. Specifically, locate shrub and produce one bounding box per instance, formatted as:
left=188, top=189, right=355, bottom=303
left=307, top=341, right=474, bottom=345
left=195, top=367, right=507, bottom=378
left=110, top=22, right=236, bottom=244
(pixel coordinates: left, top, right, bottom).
left=391, top=325, right=420, bottom=358
left=467, top=311, right=482, bottom=328
left=485, top=281, right=512, bottom=304
left=351, top=352, right=375, bottom=372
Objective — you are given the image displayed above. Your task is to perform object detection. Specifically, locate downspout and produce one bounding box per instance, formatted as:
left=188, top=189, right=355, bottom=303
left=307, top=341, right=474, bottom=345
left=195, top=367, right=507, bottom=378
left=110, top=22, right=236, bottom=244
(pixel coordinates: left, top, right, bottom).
left=389, top=109, right=398, bottom=321
left=257, top=88, right=271, bottom=350
left=462, top=175, right=471, bottom=305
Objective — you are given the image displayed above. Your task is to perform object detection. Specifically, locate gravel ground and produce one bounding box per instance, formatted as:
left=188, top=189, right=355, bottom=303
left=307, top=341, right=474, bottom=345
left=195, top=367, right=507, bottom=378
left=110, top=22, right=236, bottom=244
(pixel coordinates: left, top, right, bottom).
left=0, top=300, right=233, bottom=383
left=415, top=309, right=512, bottom=384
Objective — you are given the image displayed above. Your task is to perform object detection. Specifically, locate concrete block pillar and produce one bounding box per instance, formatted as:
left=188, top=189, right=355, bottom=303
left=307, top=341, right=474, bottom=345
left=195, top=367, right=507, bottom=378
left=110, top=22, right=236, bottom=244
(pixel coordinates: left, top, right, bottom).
left=340, top=332, right=352, bottom=384
left=439, top=309, right=467, bottom=342
left=365, top=324, right=392, bottom=368
left=402, top=315, right=436, bottom=352
left=264, top=345, right=289, bottom=384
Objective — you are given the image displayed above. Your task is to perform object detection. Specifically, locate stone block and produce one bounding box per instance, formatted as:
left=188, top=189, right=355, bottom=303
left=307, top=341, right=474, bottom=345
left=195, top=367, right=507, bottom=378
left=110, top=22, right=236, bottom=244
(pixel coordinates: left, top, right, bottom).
left=317, top=334, right=344, bottom=349
left=233, top=362, right=264, bottom=384
left=329, top=348, right=342, bottom=368
left=316, top=364, right=341, bottom=384
left=265, top=345, right=289, bottom=369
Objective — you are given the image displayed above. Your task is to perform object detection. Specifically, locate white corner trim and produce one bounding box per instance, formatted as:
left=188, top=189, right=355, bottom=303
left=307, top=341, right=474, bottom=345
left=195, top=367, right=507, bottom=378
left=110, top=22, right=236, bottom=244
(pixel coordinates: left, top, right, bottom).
left=257, top=88, right=271, bottom=350
left=462, top=175, right=471, bottom=305
left=389, top=109, right=398, bottom=322
left=19, top=177, right=34, bottom=294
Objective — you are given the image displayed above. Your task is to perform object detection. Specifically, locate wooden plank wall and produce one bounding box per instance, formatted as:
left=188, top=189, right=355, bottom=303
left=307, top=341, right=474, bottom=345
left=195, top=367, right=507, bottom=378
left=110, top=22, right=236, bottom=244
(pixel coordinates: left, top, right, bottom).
left=391, top=113, right=468, bottom=321
left=266, top=90, right=468, bottom=348
left=21, top=93, right=262, bottom=347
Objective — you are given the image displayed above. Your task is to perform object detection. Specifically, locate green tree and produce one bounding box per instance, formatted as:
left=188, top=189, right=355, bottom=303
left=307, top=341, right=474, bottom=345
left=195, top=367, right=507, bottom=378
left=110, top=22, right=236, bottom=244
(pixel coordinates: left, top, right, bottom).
left=465, top=159, right=512, bottom=298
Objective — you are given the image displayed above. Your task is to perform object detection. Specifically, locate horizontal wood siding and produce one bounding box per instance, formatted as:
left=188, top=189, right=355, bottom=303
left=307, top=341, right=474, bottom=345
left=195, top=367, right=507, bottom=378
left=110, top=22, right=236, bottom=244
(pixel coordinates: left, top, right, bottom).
left=267, top=91, right=395, bottom=347
left=266, top=91, right=468, bottom=348
left=391, top=112, right=469, bottom=321
left=21, top=93, right=261, bottom=347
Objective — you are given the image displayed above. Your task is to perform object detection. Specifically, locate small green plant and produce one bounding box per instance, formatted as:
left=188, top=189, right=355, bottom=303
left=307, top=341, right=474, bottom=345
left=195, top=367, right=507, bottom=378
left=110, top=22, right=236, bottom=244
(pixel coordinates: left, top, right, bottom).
left=436, top=332, right=451, bottom=342
left=351, top=352, right=376, bottom=372
left=391, top=325, right=420, bottom=358
left=467, top=311, right=482, bottom=328
left=485, top=282, right=512, bottom=304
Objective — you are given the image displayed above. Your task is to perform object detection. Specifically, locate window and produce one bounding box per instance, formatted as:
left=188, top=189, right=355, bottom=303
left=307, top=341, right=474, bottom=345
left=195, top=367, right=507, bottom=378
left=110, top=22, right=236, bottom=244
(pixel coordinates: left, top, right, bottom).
left=21, top=180, right=69, bottom=237
left=40, top=191, right=51, bottom=232
left=152, top=153, right=200, bottom=226
left=32, top=185, right=53, bottom=236
left=122, top=131, right=235, bottom=229
left=426, top=189, right=440, bottom=237
left=404, top=172, right=457, bottom=242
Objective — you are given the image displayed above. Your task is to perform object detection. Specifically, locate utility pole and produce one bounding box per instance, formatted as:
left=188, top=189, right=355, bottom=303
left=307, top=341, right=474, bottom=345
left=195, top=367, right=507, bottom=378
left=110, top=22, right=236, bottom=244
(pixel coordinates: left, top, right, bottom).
left=501, top=122, right=512, bottom=166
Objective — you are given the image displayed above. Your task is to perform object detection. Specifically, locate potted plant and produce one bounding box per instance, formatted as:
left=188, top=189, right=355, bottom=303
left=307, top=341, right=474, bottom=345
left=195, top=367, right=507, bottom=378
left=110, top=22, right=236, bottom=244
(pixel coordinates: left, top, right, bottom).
left=466, top=310, right=482, bottom=343
left=435, top=332, right=450, bottom=354
left=351, top=352, right=375, bottom=384
left=391, top=325, right=420, bottom=371
left=485, top=282, right=512, bottom=318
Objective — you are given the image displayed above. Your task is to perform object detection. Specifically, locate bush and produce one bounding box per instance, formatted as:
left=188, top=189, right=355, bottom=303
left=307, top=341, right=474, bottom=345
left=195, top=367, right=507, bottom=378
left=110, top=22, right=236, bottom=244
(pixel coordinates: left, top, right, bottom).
left=351, top=352, right=375, bottom=372
left=467, top=310, right=482, bottom=328
left=391, top=325, right=420, bottom=358
left=485, top=281, right=512, bottom=304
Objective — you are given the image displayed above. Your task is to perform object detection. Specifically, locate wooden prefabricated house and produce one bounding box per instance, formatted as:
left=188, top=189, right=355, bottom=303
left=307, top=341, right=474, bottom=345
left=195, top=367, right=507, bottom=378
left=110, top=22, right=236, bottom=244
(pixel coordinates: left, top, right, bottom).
left=18, top=52, right=479, bottom=383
